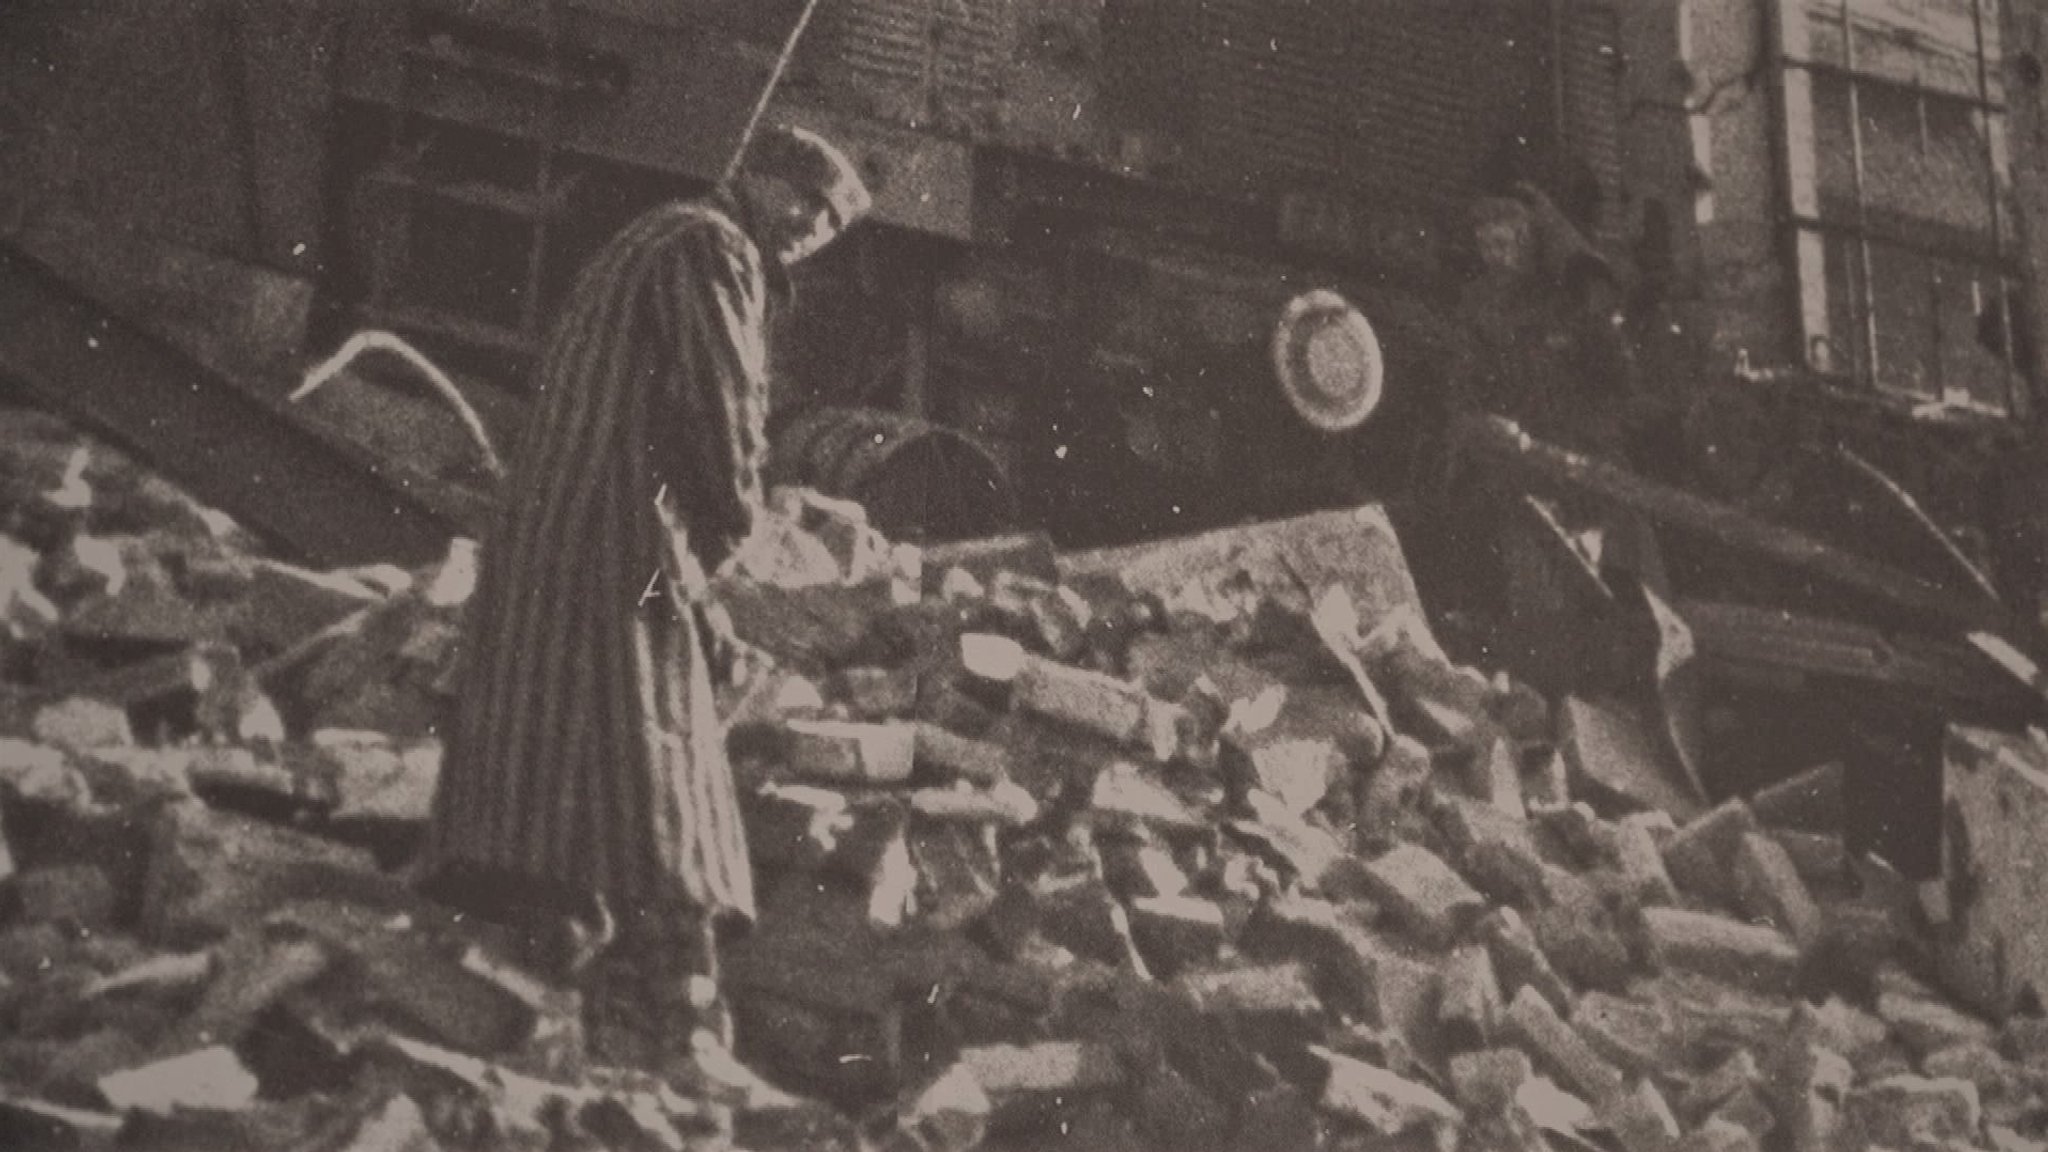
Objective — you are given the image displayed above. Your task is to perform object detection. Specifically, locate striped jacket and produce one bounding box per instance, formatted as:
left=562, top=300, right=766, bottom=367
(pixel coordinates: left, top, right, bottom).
left=426, top=193, right=770, bottom=922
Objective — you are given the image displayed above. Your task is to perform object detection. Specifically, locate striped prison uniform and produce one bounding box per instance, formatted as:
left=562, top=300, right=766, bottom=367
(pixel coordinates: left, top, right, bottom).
left=426, top=191, right=772, bottom=937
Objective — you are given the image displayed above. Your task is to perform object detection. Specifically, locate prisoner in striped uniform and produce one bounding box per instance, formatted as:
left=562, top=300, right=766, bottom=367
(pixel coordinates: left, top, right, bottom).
left=422, top=125, right=871, bottom=1072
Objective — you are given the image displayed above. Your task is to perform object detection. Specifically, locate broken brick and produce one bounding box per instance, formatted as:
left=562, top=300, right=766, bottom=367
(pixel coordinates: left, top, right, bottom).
left=140, top=800, right=396, bottom=947
left=1359, top=843, right=1486, bottom=948
left=1731, top=833, right=1823, bottom=950
left=163, top=931, right=331, bottom=1052
left=1013, top=655, right=1175, bottom=760
left=31, top=697, right=133, bottom=753
left=958, top=1040, right=1123, bottom=1099
left=1641, top=907, right=1799, bottom=995
left=1098, top=840, right=1188, bottom=901
left=831, top=664, right=922, bottom=719
left=1132, top=1061, right=1231, bottom=1151
left=1677, top=1049, right=1760, bottom=1123
left=746, top=782, right=853, bottom=871
left=781, top=719, right=917, bottom=785
left=1430, top=790, right=1551, bottom=907
left=1845, top=1074, right=1981, bottom=1150
left=1770, top=828, right=1848, bottom=888
left=1674, top=1119, right=1762, bottom=1152
left=1502, top=985, right=1625, bottom=1105
left=1608, top=817, right=1679, bottom=906
left=1034, top=877, right=1150, bottom=974
left=1220, top=726, right=1348, bottom=817
left=1530, top=904, right=1637, bottom=994
left=1480, top=907, right=1572, bottom=1015
left=97, top=1045, right=258, bottom=1114
left=913, top=723, right=1012, bottom=786
left=1877, top=988, right=1997, bottom=1059
left=908, top=821, right=1002, bottom=931
left=1765, top=1032, right=1854, bottom=1152
left=1449, top=1048, right=1534, bottom=1113
left=1357, top=732, right=1434, bottom=851
left=1597, top=1078, right=1680, bottom=1152
left=0, top=1090, right=123, bottom=1150
left=909, top=780, right=1038, bottom=827
left=1661, top=799, right=1760, bottom=907
left=1437, top=944, right=1501, bottom=1052
left=1126, top=895, right=1225, bottom=978
left=1246, top=898, right=1435, bottom=1043
left=1313, top=1044, right=1463, bottom=1136
left=1573, top=991, right=1679, bottom=1078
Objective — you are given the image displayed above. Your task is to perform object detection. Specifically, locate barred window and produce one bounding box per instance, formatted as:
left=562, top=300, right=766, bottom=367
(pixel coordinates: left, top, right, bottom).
left=1776, top=0, right=2027, bottom=415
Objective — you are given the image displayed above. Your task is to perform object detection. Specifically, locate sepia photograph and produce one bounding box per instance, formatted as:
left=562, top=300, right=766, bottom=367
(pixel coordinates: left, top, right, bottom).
left=0, top=0, right=2043, bottom=1148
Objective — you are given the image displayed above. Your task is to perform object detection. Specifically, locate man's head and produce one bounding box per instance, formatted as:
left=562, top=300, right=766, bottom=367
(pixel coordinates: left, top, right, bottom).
left=734, top=125, right=872, bottom=266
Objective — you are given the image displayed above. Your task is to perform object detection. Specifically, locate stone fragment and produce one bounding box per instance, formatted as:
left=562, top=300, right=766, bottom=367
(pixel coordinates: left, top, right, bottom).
left=1098, top=840, right=1188, bottom=901
left=14, top=864, right=117, bottom=930
left=31, top=698, right=132, bottom=753
left=1661, top=799, right=1760, bottom=906
left=1530, top=904, right=1637, bottom=994
left=1673, top=1119, right=1761, bottom=1152
left=1877, top=989, right=1997, bottom=1059
left=1175, top=962, right=1326, bottom=1045
left=959, top=1041, right=1123, bottom=1098
left=1641, top=907, right=1799, bottom=995
left=781, top=719, right=917, bottom=784
left=1246, top=898, right=1437, bottom=1046
left=910, top=780, right=1038, bottom=827
left=1766, top=1033, right=1854, bottom=1152
left=1313, top=1045, right=1462, bottom=1136
left=1013, top=655, right=1176, bottom=760
left=1703, top=1084, right=1778, bottom=1144
left=913, top=723, right=1012, bottom=786
left=1449, top=1048, right=1534, bottom=1113
left=97, top=1046, right=257, bottom=1114
left=1221, top=726, right=1347, bottom=817
left=1598, top=1078, right=1680, bottom=1152
left=1771, top=828, right=1849, bottom=887
left=1677, top=1049, right=1760, bottom=1123
left=1502, top=986, right=1625, bottom=1105
left=874, top=1063, right=991, bottom=1152
left=1574, top=991, right=1680, bottom=1078
left=271, top=901, right=536, bottom=1057
left=1731, top=832, right=1823, bottom=949
left=140, top=800, right=393, bottom=947
left=1126, top=895, right=1225, bottom=978
left=1359, top=843, right=1486, bottom=948
left=1438, top=944, right=1501, bottom=1052
left=1846, top=1074, right=1982, bottom=1150
left=1480, top=907, right=1572, bottom=1014
left=906, top=821, right=1002, bottom=930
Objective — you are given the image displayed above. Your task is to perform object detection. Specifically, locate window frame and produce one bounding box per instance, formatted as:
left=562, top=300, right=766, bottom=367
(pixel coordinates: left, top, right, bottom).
left=1772, top=0, right=2029, bottom=419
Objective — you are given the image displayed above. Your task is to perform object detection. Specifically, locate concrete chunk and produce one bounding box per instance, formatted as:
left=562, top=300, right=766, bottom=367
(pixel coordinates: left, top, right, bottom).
left=1598, top=1078, right=1680, bottom=1152
left=781, top=719, right=917, bottom=784
left=1574, top=992, right=1680, bottom=1078
left=1449, top=1048, right=1534, bottom=1113
left=1766, top=1034, right=1854, bottom=1152
left=1876, top=989, right=1996, bottom=1059
left=1661, top=799, right=1760, bottom=906
left=1313, top=1045, right=1462, bottom=1136
left=1641, top=907, right=1799, bottom=995
left=1846, top=1074, right=1981, bottom=1150
left=1732, top=833, right=1823, bottom=949
left=1127, top=895, right=1226, bottom=978
left=1438, top=944, right=1501, bottom=1052
left=1480, top=908, right=1572, bottom=1015
left=959, top=1041, right=1124, bottom=1098
left=1360, top=843, right=1486, bottom=948
left=1502, top=986, right=1625, bottom=1105
left=97, top=1046, right=257, bottom=1114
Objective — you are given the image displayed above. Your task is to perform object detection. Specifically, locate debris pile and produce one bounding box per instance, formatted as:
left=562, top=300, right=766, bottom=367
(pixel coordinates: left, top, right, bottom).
left=0, top=403, right=2041, bottom=1152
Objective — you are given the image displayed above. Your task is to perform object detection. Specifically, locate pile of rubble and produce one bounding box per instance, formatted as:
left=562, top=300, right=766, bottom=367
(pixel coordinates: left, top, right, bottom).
left=0, top=401, right=2041, bottom=1152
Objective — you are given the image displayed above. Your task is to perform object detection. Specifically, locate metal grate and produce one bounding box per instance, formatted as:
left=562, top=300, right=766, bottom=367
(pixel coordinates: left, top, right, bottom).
left=824, top=0, right=1010, bottom=129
